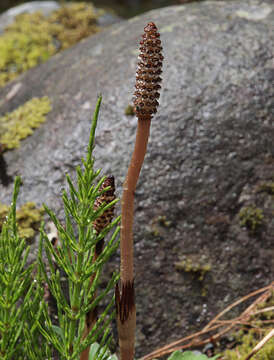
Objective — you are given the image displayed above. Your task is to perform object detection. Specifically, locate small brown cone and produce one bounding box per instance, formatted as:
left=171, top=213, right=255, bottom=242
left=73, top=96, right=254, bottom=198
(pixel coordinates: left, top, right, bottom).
left=93, top=175, right=116, bottom=236
left=133, top=22, right=163, bottom=120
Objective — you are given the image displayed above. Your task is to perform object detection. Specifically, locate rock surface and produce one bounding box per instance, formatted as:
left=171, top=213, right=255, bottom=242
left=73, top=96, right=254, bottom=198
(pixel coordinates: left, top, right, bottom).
left=0, top=0, right=273, bottom=357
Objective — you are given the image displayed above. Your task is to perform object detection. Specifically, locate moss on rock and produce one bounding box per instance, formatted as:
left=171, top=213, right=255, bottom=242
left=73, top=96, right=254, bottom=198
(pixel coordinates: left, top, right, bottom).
left=174, top=255, right=211, bottom=281
left=0, top=2, right=103, bottom=87
left=0, top=96, right=51, bottom=150
left=125, top=104, right=135, bottom=116
left=48, top=2, right=102, bottom=50
left=222, top=291, right=274, bottom=360
left=0, top=201, right=44, bottom=240
left=239, top=206, right=264, bottom=233
left=223, top=330, right=274, bottom=360
left=257, top=182, right=274, bottom=196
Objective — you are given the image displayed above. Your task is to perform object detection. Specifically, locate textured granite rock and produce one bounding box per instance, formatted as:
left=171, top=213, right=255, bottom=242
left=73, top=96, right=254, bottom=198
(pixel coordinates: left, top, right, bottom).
left=0, top=0, right=273, bottom=357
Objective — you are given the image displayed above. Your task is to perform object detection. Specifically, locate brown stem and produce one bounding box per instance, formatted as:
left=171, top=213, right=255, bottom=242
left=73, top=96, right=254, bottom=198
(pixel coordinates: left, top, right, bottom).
left=117, top=118, right=151, bottom=360
left=120, top=118, right=151, bottom=283
left=117, top=21, right=162, bottom=360
left=115, top=282, right=136, bottom=360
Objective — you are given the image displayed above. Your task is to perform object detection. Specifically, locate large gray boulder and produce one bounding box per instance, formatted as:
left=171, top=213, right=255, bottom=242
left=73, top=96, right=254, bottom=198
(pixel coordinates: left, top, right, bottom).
left=0, top=0, right=273, bottom=356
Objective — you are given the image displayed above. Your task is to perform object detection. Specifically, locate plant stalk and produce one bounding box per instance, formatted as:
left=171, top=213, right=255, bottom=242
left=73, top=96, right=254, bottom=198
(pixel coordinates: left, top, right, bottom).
left=117, top=118, right=151, bottom=360
left=120, top=119, right=151, bottom=282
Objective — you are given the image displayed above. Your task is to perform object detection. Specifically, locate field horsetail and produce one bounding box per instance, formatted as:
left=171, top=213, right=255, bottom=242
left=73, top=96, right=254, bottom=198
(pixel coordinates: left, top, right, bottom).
left=116, top=22, right=163, bottom=360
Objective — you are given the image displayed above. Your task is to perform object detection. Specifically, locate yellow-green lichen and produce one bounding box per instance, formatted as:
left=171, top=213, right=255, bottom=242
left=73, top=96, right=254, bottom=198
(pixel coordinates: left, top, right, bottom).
left=0, top=96, right=51, bottom=150
left=239, top=206, right=264, bottom=233
left=0, top=202, right=44, bottom=240
left=0, top=2, right=103, bottom=87
left=174, top=256, right=211, bottom=281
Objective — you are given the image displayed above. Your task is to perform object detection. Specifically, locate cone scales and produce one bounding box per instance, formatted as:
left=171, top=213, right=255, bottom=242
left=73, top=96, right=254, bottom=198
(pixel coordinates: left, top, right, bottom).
left=134, top=22, right=163, bottom=120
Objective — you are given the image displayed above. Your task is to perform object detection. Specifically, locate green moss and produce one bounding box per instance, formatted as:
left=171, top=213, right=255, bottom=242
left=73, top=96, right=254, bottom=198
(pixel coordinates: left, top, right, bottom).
left=174, top=256, right=211, bottom=281
left=257, top=182, right=274, bottom=195
left=223, top=330, right=274, bottom=360
left=48, top=2, right=102, bottom=50
left=149, top=215, right=172, bottom=236
left=239, top=206, right=264, bottom=233
left=157, top=215, right=172, bottom=227
left=124, top=104, right=135, bottom=116
left=0, top=202, right=44, bottom=240
left=0, top=96, right=51, bottom=150
left=0, top=12, right=58, bottom=87
left=253, top=290, right=274, bottom=322
left=222, top=291, right=274, bottom=360
left=0, top=2, right=103, bottom=87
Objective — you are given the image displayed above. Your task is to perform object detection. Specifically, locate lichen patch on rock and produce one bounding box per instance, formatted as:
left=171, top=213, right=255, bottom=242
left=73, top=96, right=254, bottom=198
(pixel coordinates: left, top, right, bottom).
left=0, top=2, right=104, bottom=87
left=0, top=96, right=51, bottom=150
left=0, top=201, right=44, bottom=240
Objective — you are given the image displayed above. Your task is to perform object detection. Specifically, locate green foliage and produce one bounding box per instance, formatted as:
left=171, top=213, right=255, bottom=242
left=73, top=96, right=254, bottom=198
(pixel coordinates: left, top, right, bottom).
left=0, top=97, right=120, bottom=359
left=0, top=96, right=51, bottom=150
left=0, top=177, right=48, bottom=359
left=37, top=95, right=120, bottom=359
left=50, top=329, right=119, bottom=360
left=88, top=342, right=118, bottom=360
left=0, top=201, right=44, bottom=240
left=239, top=206, right=264, bottom=233
left=167, top=350, right=220, bottom=360
left=0, top=2, right=103, bottom=87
